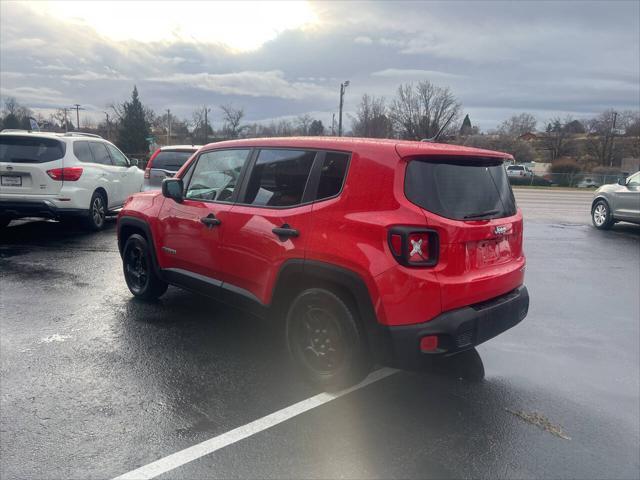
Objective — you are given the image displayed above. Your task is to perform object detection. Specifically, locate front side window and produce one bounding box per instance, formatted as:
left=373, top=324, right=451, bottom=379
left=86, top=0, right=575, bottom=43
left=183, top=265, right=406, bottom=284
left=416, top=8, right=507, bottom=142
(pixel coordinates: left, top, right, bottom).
left=88, top=142, right=112, bottom=165
left=185, top=149, right=249, bottom=202
left=627, top=172, right=639, bottom=187
left=316, top=152, right=349, bottom=200
left=106, top=144, right=129, bottom=167
left=242, top=149, right=316, bottom=207
left=73, top=141, right=93, bottom=163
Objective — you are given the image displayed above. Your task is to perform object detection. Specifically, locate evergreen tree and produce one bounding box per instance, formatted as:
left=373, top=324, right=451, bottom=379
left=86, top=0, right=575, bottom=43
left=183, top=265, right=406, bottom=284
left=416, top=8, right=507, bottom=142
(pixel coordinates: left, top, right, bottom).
left=117, top=86, right=150, bottom=154
left=459, top=114, right=472, bottom=136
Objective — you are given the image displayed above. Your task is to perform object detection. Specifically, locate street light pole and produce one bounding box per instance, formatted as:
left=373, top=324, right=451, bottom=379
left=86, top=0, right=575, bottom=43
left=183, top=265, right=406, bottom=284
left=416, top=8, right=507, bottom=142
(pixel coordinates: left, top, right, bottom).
left=338, top=80, right=349, bottom=137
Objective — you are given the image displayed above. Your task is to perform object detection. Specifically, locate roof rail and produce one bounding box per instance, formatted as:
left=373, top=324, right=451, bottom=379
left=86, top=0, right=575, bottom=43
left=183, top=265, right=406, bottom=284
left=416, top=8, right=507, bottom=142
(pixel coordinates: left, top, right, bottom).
left=63, top=132, right=103, bottom=139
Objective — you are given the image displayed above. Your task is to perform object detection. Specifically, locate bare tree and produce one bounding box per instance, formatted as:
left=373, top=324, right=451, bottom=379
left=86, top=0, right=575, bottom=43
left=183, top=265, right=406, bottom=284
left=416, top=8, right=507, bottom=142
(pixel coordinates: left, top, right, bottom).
left=541, top=117, right=576, bottom=162
left=351, top=94, right=393, bottom=138
left=497, top=113, right=537, bottom=136
left=295, top=114, right=313, bottom=135
left=220, top=104, right=245, bottom=139
left=585, top=109, right=623, bottom=167
left=390, top=81, right=461, bottom=140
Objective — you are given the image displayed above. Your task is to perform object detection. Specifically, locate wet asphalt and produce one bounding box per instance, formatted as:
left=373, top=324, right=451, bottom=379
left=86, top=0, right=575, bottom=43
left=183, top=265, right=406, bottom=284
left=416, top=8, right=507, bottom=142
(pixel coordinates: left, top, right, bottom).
left=1, top=189, right=639, bottom=480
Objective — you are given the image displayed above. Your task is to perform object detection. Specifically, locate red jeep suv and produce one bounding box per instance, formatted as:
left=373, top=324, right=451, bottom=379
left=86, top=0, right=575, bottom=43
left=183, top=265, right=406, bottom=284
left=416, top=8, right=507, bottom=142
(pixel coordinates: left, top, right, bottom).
left=117, top=137, right=529, bottom=389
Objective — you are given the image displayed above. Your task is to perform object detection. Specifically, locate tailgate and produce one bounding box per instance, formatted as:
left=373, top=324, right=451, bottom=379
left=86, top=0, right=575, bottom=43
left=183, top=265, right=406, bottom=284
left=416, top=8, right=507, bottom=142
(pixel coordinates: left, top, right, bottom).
left=0, top=135, right=65, bottom=195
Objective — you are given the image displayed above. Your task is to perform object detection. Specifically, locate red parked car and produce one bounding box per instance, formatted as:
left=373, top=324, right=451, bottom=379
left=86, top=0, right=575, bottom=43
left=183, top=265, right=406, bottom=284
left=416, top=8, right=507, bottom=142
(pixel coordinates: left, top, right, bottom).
left=117, top=137, right=529, bottom=389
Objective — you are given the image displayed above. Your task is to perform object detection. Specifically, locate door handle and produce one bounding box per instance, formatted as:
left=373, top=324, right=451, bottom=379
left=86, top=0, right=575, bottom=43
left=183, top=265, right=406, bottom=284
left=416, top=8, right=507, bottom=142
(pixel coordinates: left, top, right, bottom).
left=272, top=224, right=299, bottom=240
left=200, top=214, right=221, bottom=227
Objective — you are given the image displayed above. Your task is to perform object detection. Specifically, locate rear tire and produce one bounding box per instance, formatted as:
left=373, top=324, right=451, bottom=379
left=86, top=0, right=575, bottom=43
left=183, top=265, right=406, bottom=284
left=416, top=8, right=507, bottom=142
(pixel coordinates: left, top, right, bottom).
left=85, top=191, right=107, bottom=231
left=286, top=288, right=370, bottom=390
left=122, top=233, right=168, bottom=300
left=592, top=199, right=614, bottom=230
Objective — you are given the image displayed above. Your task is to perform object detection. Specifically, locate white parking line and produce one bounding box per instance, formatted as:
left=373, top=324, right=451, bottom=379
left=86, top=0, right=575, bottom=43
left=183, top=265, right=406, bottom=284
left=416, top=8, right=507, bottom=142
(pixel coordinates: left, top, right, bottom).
left=112, top=367, right=398, bottom=480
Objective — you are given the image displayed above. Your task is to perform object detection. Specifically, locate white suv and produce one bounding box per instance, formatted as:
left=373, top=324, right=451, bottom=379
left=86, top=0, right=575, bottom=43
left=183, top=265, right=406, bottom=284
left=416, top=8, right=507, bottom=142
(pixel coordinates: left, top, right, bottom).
left=0, top=130, right=144, bottom=230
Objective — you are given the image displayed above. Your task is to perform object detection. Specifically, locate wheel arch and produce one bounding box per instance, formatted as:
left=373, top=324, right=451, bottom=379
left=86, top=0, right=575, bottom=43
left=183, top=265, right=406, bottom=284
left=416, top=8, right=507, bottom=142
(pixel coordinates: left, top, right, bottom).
left=117, top=216, right=161, bottom=276
left=93, top=187, right=108, bottom=206
left=271, top=259, right=392, bottom=364
left=591, top=195, right=610, bottom=211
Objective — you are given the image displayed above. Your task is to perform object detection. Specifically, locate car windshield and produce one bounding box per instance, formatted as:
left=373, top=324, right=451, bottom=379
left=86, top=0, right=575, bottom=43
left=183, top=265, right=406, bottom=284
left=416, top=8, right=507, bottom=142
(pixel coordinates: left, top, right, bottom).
left=405, top=157, right=517, bottom=220
left=0, top=135, right=65, bottom=163
left=152, top=150, right=195, bottom=170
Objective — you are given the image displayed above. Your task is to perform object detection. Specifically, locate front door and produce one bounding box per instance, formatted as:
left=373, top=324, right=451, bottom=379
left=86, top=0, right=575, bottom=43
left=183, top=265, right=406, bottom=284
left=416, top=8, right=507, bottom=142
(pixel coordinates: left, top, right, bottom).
left=221, top=148, right=318, bottom=304
left=613, top=172, right=640, bottom=221
left=156, top=148, right=251, bottom=282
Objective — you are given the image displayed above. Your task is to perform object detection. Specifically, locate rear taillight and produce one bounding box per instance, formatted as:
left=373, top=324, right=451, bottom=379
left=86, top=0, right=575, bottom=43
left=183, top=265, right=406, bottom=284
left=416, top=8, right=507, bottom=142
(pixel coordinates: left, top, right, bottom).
left=145, top=149, right=161, bottom=179
left=46, top=167, right=83, bottom=181
left=388, top=227, right=439, bottom=267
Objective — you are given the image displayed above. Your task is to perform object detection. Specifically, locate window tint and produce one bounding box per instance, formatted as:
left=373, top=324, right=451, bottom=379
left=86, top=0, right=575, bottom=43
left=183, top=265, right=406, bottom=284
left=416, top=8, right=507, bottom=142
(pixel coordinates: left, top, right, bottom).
left=152, top=150, right=194, bottom=170
left=316, top=152, right=349, bottom=200
left=73, top=141, right=93, bottom=163
left=88, top=142, right=111, bottom=165
left=243, top=149, right=315, bottom=207
left=106, top=144, right=129, bottom=167
left=0, top=135, right=65, bottom=163
left=405, top=158, right=517, bottom=220
left=185, top=149, right=249, bottom=202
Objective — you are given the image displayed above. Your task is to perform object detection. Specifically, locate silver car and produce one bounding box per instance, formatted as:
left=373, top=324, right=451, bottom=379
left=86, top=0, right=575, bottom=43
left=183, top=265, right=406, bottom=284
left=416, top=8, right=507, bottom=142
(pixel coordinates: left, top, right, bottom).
left=143, top=145, right=200, bottom=191
left=591, top=171, right=640, bottom=229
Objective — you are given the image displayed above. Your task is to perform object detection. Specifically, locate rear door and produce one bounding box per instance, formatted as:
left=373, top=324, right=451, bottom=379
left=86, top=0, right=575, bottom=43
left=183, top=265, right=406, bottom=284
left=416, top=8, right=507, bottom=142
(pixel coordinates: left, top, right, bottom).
left=220, top=148, right=317, bottom=304
left=404, top=157, right=525, bottom=311
left=88, top=141, right=120, bottom=207
left=0, top=135, right=66, bottom=195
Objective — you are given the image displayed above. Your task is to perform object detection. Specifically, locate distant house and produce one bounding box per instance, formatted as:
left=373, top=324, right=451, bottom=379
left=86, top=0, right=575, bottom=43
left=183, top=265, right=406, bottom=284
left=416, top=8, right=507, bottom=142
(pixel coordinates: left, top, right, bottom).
left=518, top=132, right=538, bottom=141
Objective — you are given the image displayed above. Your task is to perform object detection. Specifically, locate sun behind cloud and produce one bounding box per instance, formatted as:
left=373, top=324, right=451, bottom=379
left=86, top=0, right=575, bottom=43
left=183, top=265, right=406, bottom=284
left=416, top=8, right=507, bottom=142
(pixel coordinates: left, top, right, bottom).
left=27, top=0, right=319, bottom=52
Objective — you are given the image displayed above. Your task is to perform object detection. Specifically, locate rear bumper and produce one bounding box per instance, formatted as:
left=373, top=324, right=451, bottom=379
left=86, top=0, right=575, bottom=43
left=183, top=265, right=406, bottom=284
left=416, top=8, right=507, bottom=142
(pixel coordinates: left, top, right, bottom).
left=384, top=286, right=529, bottom=367
left=0, top=200, right=87, bottom=219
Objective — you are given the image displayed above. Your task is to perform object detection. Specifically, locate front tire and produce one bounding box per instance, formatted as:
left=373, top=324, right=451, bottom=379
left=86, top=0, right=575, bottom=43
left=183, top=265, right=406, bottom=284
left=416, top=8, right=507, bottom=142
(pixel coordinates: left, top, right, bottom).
left=85, top=191, right=107, bottom=231
left=286, top=288, right=370, bottom=390
left=592, top=199, right=614, bottom=230
left=122, top=234, right=168, bottom=300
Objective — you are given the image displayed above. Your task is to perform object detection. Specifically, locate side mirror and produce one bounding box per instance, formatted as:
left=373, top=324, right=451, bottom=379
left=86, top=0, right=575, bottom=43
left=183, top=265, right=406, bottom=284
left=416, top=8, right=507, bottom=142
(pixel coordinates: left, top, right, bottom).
left=129, top=158, right=139, bottom=168
left=162, top=178, right=184, bottom=203
left=618, top=178, right=627, bottom=186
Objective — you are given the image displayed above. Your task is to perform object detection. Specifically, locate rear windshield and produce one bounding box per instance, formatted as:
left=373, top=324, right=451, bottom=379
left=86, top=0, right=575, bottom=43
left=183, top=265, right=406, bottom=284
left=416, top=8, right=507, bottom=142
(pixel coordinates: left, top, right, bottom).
left=151, top=150, right=195, bottom=170
left=405, top=157, right=517, bottom=220
left=0, top=135, right=65, bottom=163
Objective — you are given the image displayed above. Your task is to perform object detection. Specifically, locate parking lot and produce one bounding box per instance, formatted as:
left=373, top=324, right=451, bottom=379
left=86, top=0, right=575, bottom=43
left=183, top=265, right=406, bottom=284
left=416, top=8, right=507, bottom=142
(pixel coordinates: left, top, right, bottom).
left=1, top=188, right=638, bottom=479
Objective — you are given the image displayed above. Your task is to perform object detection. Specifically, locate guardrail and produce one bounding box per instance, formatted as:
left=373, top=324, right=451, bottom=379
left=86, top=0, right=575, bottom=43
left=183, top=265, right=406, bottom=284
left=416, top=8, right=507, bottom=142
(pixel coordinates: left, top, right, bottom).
left=509, top=173, right=626, bottom=188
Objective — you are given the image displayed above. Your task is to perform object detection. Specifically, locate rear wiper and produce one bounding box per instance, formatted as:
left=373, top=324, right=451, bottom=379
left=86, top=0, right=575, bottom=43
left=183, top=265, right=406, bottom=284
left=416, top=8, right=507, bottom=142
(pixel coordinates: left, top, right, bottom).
left=464, top=209, right=500, bottom=219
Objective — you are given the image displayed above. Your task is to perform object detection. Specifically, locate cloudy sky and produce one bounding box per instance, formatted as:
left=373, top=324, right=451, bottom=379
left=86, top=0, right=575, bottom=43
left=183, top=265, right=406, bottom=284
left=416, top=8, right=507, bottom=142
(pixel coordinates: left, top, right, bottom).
left=1, top=0, right=638, bottom=131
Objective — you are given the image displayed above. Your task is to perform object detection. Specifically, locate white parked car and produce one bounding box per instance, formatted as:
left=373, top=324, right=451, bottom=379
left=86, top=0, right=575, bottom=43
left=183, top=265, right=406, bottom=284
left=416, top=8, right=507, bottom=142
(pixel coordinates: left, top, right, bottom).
left=0, top=130, right=144, bottom=230
left=506, top=164, right=533, bottom=178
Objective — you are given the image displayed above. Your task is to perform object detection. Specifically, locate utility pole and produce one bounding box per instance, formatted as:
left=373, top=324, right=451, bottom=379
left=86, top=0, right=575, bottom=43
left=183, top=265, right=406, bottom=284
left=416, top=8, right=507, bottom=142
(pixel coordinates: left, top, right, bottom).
left=72, top=103, right=84, bottom=130
left=608, top=111, right=618, bottom=167
left=338, top=80, right=349, bottom=137
left=203, top=106, right=210, bottom=144
left=62, top=108, right=69, bottom=133
left=166, top=109, right=171, bottom=146
left=104, top=111, right=110, bottom=140
left=331, top=113, right=335, bottom=136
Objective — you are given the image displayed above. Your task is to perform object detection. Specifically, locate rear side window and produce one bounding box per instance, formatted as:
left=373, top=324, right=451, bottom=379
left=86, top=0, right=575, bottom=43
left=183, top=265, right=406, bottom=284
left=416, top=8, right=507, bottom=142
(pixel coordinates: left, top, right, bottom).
left=0, top=135, right=65, bottom=163
left=316, top=152, right=349, bottom=200
left=152, top=150, right=194, bottom=170
left=88, top=142, right=112, bottom=165
left=405, top=158, right=517, bottom=220
left=242, top=149, right=316, bottom=207
left=73, top=141, right=93, bottom=163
